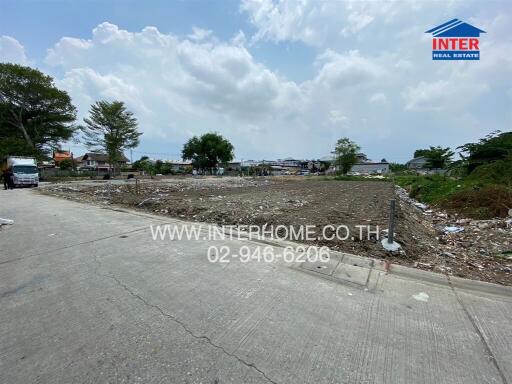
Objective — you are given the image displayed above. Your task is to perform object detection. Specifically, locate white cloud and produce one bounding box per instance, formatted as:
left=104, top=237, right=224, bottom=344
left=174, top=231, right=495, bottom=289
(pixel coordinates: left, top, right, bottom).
left=240, top=0, right=435, bottom=46
left=402, top=25, right=512, bottom=112
left=395, top=60, right=413, bottom=71
left=46, top=22, right=395, bottom=159
left=313, top=50, right=384, bottom=89
left=231, top=30, right=247, bottom=46
left=35, top=1, right=511, bottom=162
left=0, top=36, right=28, bottom=64
left=340, top=9, right=374, bottom=37
left=46, top=37, right=93, bottom=67
left=240, top=0, right=325, bottom=45
left=402, top=80, right=452, bottom=111
left=47, top=23, right=304, bottom=122
left=329, top=110, right=347, bottom=124
left=57, top=67, right=148, bottom=112
left=370, top=92, right=387, bottom=104
left=402, top=74, right=492, bottom=112
left=188, top=27, right=213, bottom=42
left=45, top=23, right=307, bottom=157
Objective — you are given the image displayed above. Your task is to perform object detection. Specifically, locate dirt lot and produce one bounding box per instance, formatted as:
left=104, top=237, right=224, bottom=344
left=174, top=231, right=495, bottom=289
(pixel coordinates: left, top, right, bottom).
left=40, top=176, right=512, bottom=285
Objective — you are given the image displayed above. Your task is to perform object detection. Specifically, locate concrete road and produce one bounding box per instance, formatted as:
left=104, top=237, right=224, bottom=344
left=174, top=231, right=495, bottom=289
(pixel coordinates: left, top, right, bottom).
left=1, top=188, right=511, bottom=384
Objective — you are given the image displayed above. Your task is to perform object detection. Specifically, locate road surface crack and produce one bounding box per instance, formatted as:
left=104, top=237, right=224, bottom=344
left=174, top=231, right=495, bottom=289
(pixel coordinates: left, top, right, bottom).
left=92, top=254, right=278, bottom=384
left=0, top=226, right=149, bottom=266
left=447, top=275, right=509, bottom=384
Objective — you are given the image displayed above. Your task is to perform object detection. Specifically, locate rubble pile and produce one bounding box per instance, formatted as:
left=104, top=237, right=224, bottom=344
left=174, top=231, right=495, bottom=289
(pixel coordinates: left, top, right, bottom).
left=40, top=179, right=511, bottom=285
left=43, top=177, right=272, bottom=204
left=395, top=186, right=512, bottom=285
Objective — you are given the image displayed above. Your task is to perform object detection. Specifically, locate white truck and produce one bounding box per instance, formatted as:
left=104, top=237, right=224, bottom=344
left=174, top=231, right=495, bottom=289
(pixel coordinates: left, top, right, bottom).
left=1, top=156, right=39, bottom=187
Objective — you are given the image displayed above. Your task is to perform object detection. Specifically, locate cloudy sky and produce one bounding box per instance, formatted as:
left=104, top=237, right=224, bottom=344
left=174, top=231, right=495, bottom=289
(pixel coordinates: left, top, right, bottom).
left=1, top=0, right=510, bottom=162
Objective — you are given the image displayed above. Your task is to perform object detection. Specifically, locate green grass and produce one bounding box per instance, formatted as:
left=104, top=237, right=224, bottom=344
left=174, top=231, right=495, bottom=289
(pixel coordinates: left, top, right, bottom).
left=394, top=161, right=512, bottom=218
left=394, top=175, right=462, bottom=204
left=321, top=160, right=512, bottom=218
left=465, top=160, right=512, bottom=186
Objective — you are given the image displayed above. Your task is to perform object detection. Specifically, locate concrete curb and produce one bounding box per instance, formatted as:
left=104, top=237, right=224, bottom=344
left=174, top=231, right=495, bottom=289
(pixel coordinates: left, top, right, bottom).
left=449, top=275, right=512, bottom=298
left=239, top=232, right=512, bottom=297
left=233, top=233, right=512, bottom=298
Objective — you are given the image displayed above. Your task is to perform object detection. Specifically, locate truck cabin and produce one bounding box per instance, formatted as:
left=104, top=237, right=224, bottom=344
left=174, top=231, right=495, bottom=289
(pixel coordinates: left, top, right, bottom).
left=11, top=164, right=38, bottom=175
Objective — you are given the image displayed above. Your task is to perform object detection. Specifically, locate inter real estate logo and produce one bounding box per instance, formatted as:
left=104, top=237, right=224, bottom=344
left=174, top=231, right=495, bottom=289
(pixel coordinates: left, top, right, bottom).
left=425, top=19, right=485, bottom=60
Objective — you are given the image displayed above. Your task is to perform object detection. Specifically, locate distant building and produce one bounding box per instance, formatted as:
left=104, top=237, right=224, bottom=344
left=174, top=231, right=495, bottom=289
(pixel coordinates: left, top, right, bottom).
left=321, top=152, right=368, bottom=163
left=227, top=160, right=242, bottom=171
left=74, top=155, right=84, bottom=167
left=356, top=153, right=369, bottom=163
left=351, top=162, right=389, bottom=175
left=161, top=159, right=192, bottom=171
left=406, top=156, right=428, bottom=169
left=321, top=152, right=389, bottom=174
left=320, top=154, right=335, bottom=163
left=77, top=153, right=129, bottom=171
left=279, top=158, right=303, bottom=168
left=53, top=150, right=73, bottom=165
left=240, top=160, right=261, bottom=167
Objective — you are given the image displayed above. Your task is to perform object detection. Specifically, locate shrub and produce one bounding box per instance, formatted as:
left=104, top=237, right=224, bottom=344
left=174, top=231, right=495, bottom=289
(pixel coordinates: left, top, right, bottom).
left=465, top=160, right=512, bottom=186
left=440, top=185, right=512, bottom=219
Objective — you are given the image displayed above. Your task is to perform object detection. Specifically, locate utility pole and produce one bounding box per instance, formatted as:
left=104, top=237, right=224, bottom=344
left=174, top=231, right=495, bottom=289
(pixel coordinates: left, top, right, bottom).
left=387, top=199, right=396, bottom=244
left=381, top=198, right=401, bottom=252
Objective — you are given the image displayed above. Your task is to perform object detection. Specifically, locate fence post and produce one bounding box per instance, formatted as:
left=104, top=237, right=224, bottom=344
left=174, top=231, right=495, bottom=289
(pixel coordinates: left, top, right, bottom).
left=388, top=199, right=396, bottom=244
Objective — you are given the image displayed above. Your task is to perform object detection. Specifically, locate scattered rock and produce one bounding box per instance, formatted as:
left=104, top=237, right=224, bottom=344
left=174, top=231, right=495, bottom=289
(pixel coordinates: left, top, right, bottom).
left=444, top=226, right=464, bottom=234
left=441, top=252, right=456, bottom=259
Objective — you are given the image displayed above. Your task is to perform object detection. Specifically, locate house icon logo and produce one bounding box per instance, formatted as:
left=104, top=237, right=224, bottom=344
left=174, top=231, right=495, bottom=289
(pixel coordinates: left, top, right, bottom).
left=425, top=19, right=485, bottom=60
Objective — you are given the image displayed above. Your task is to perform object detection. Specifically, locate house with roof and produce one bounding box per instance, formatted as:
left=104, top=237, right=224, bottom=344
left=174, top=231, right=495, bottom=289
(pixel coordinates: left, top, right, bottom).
left=350, top=161, right=389, bottom=175
left=321, top=152, right=389, bottom=174
left=405, top=156, right=447, bottom=175
left=406, top=156, right=428, bottom=170
left=273, top=158, right=304, bottom=168
left=77, top=153, right=129, bottom=172
left=161, top=159, right=192, bottom=172
left=53, top=150, right=73, bottom=165
left=356, top=153, right=369, bottom=163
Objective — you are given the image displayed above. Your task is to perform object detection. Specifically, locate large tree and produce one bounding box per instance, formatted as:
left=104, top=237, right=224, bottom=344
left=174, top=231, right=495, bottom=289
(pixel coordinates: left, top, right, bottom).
left=413, top=146, right=454, bottom=169
left=0, top=63, right=77, bottom=158
left=182, top=132, right=234, bottom=173
left=334, top=137, right=360, bottom=174
left=458, top=130, right=512, bottom=172
left=81, top=100, right=141, bottom=173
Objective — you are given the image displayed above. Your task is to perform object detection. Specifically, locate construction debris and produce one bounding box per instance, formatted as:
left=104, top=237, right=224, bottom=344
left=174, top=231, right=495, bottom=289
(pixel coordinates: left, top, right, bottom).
left=395, top=186, right=511, bottom=285
left=443, top=226, right=464, bottom=234
left=39, top=179, right=512, bottom=286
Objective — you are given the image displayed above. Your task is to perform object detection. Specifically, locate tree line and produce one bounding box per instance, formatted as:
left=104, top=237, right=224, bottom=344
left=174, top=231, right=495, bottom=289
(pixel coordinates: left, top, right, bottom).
left=2, top=63, right=508, bottom=177
left=0, top=63, right=235, bottom=174
left=0, top=63, right=141, bottom=172
left=334, top=131, right=511, bottom=176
